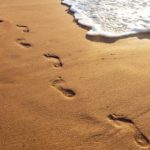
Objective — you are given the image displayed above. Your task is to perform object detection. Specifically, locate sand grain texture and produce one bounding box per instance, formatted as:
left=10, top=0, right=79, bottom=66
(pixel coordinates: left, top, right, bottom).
left=0, top=0, right=150, bottom=150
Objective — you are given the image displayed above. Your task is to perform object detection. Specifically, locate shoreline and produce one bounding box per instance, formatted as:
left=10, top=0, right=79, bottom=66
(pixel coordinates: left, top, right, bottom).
left=62, top=0, right=150, bottom=38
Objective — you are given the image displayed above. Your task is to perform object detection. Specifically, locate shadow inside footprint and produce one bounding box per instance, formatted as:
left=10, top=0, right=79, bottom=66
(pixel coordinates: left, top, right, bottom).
left=134, top=131, right=150, bottom=148
left=44, top=53, right=63, bottom=68
left=108, top=114, right=150, bottom=148
left=51, top=77, right=76, bottom=98
left=0, top=20, right=4, bottom=23
left=17, top=38, right=32, bottom=48
left=58, top=87, right=76, bottom=97
left=16, top=24, right=30, bottom=33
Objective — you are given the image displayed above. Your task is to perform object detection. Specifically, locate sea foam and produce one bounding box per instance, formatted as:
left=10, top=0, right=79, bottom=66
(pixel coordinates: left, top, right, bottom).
left=62, top=0, right=150, bottom=38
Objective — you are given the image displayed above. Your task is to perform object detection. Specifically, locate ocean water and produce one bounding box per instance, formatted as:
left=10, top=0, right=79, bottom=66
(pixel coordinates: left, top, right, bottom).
left=62, top=0, right=150, bottom=37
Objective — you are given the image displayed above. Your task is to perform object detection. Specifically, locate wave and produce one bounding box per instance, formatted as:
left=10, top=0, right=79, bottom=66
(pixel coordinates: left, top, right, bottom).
left=62, top=0, right=150, bottom=38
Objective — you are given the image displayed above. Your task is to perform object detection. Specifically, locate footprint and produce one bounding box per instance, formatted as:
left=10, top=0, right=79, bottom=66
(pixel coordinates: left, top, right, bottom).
left=51, top=77, right=75, bottom=98
left=16, top=24, right=30, bottom=33
left=44, top=53, right=63, bottom=68
left=16, top=38, right=32, bottom=48
left=108, top=114, right=134, bottom=124
left=108, top=114, right=150, bottom=148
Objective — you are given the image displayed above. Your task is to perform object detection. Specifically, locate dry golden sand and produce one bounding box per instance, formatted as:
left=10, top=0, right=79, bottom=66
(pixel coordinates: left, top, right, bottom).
left=0, top=0, right=150, bottom=150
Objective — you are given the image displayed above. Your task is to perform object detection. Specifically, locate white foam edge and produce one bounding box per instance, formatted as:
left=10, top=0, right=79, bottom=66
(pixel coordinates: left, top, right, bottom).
left=62, top=0, right=150, bottom=38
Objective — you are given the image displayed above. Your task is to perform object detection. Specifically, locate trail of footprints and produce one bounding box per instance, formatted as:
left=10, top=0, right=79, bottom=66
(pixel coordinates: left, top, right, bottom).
left=0, top=20, right=32, bottom=48
left=16, top=24, right=32, bottom=48
left=0, top=20, right=75, bottom=98
left=43, top=53, right=75, bottom=98
left=15, top=21, right=75, bottom=98
left=108, top=114, right=150, bottom=148
left=3, top=19, right=149, bottom=148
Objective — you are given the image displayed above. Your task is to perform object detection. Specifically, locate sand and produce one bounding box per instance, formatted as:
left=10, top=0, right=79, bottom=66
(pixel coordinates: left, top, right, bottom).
left=0, top=0, right=150, bottom=150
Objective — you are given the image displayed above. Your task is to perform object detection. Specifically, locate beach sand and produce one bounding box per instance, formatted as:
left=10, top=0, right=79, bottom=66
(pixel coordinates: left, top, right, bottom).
left=0, top=0, right=150, bottom=149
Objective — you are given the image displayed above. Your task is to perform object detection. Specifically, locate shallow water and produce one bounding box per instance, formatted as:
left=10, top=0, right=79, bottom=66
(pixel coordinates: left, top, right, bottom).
left=62, top=0, right=150, bottom=37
